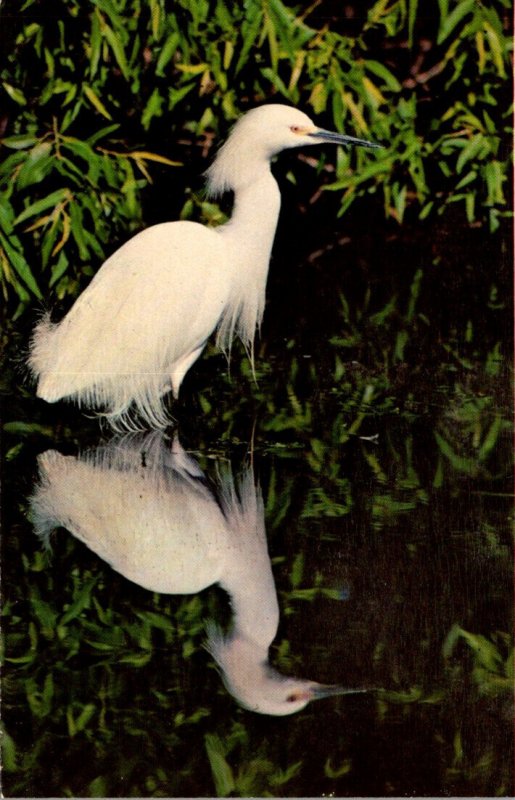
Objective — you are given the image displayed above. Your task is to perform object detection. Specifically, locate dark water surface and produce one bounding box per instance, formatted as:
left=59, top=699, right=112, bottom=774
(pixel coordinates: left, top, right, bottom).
left=2, top=215, right=514, bottom=797
left=3, top=391, right=513, bottom=797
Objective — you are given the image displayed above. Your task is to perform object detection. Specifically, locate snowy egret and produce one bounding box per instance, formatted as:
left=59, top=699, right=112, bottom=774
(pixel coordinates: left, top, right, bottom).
left=29, top=104, right=380, bottom=429
left=31, top=433, right=368, bottom=715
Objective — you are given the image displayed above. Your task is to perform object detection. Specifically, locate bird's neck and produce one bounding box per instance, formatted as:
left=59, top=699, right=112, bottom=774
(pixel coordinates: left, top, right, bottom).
left=225, top=577, right=280, bottom=650
left=228, top=170, right=281, bottom=248
left=215, top=171, right=281, bottom=355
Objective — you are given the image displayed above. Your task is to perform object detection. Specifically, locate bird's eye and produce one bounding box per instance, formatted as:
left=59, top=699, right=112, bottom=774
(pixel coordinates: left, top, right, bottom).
left=286, top=693, right=299, bottom=702
left=290, top=126, right=302, bottom=134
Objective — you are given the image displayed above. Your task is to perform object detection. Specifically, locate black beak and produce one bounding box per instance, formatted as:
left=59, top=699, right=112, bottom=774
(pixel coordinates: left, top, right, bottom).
left=311, top=684, right=373, bottom=700
left=309, top=129, right=382, bottom=149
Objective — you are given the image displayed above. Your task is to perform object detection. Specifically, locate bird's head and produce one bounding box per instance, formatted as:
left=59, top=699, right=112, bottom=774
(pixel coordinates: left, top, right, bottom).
left=237, top=104, right=381, bottom=157
left=236, top=674, right=369, bottom=717
left=205, top=624, right=369, bottom=716
left=206, top=104, right=381, bottom=196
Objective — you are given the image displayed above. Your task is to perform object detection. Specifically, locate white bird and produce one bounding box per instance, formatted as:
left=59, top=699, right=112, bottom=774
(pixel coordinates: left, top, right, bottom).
left=29, top=104, right=380, bottom=429
left=31, top=433, right=368, bottom=715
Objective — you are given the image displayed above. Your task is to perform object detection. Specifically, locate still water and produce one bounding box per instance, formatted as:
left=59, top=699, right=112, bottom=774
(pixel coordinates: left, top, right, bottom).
left=3, top=378, right=513, bottom=797
left=2, top=203, right=514, bottom=798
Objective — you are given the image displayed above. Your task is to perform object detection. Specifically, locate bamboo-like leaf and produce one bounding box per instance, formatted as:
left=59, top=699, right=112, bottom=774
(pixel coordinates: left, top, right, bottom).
left=260, top=67, right=290, bottom=98
left=236, top=9, right=263, bottom=74
left=156, top=32, right=180, bottom=76
left=478, top=413, right=503, bottom=461
left=475, top=29, right=486, bottom=73
left=456, top=134, right=486, bottom=174
left=14, top=188, right=69, bottom=225
left=128, top=150, right=182, bottom=166
left=1, top=134, right=37, bottom=150
left=86, top=123, right=120, bottom=145
left=0, top=232, right=42, bottom=298
left=49, top=251, right=69, bottom=287
left=175, top=62, right=209, bottom=75
left=60, top=575, right=99, bottom=625
left=342, top=91, right=368, bottom=133
left=102, top=23, right=130, bottom=79
left=365, top=60, right=402, bottom=92
left=434, top=431, right=477, bottom=475
left=362, top=76, right=386, bottom=108
left=484, top=160, right=505, bottom=205
left=1, top=727, right=17, bottom=772
left=325, top=757, right=352, bottom=779
left=83, top=85, right=112, bottom=119
left=205, top=734, right=235, bottom=797
left=141, top=87, right=164, bottom=129
left=437, top=0, right=475, bottom=44
left=69, top=203, right=90, bottom=260
left=51, top=212, right=71, bottom=257
left=408, top=0, right=418, bottom=46
left=89, top=10, right=102, bottom=78
left=484, top=21, right=506, bottom=77
left=2, top=82, right=27, bottom=105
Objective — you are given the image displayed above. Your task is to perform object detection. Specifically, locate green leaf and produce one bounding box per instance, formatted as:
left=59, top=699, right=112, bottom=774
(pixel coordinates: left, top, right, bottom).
left=236, top=10, right=263, bottom=74
left=60, top=575, right=99, bottom=624
left=49, top=251, right=70, bottom=287
left=408, top=0, right=418, bottom=46
left=142, top=88, right=164, bottom=129
left=1, top=134, right=37, bottom=150
left=205, top=734, right=235, bottom=797
left=68, top=703, right=96, bottom=736
left=437, top=0, right=475, bottom=44
left=290, top=552, right=304, bottom=588
left=88, top=776, right=108, bottom=798
left=83, top=85, right=112, bottom=119
left=365, top=60, right=402, bottom=92
left=0, top=231, right=43, bottom=299
left=69, top=203, right=89, bottom=259
left=1, top=727, right=17, bottom=772
left=269, top=761, right=302, bottom=785
left=260, top=67, right=291, bottom=98
left=325, top=757, right=352, bottom=778
left=3, top=420, right=54, bottom=437
left=119, top=651, right=152, bottom=666
left=26, top=673, right=54, bottom=718
left=434, top=431, right=478, bottom=475
left=103, top=24, right=130, bottom=79
left=16, top=142, right=53, bottom=189
left=86, top=123, right=120, bottom=145
left=156, top=32, right=180, bottom=76
left=2, top=82, right=27, bottom=105
left=455, top=170, right=477, bottom=190
left=484, top=160, right=505, bottom=205
left=456, top=135, right=486, bottom=174
left=14, top=188, right=69, bottom=225
left=135, top=610, right=175, bottom=632
left=478, top=414, right=503, bottom=461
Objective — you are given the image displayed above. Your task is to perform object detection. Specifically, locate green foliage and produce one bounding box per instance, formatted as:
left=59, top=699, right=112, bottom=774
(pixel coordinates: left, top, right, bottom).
left=205, top=726, right=303, bottom=796
left=443, top=624, right=514, bottom=696
left=0, top=121, right=178, bottom=316
left=1, top=0, right=512, bottom=313
left=1, top=2, right=512, bottom=795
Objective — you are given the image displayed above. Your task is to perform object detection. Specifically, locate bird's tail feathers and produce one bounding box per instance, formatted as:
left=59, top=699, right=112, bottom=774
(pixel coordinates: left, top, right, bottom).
left=29, top=450, right=68, bottom=550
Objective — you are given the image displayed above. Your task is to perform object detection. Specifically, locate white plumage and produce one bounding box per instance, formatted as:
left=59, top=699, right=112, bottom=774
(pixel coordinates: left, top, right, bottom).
left=31, top=433, right=369, bottom=715
left=29, top=104, right=379, bottom=428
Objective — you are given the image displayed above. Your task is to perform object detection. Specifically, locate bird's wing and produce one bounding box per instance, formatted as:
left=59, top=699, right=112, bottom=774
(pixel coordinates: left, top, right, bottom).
left=38, top=221, right=231, bottom=377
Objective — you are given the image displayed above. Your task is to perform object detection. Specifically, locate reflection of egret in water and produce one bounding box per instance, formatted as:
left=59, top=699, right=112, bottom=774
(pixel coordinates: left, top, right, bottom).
left=31, top=434, right=367, bottom=715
